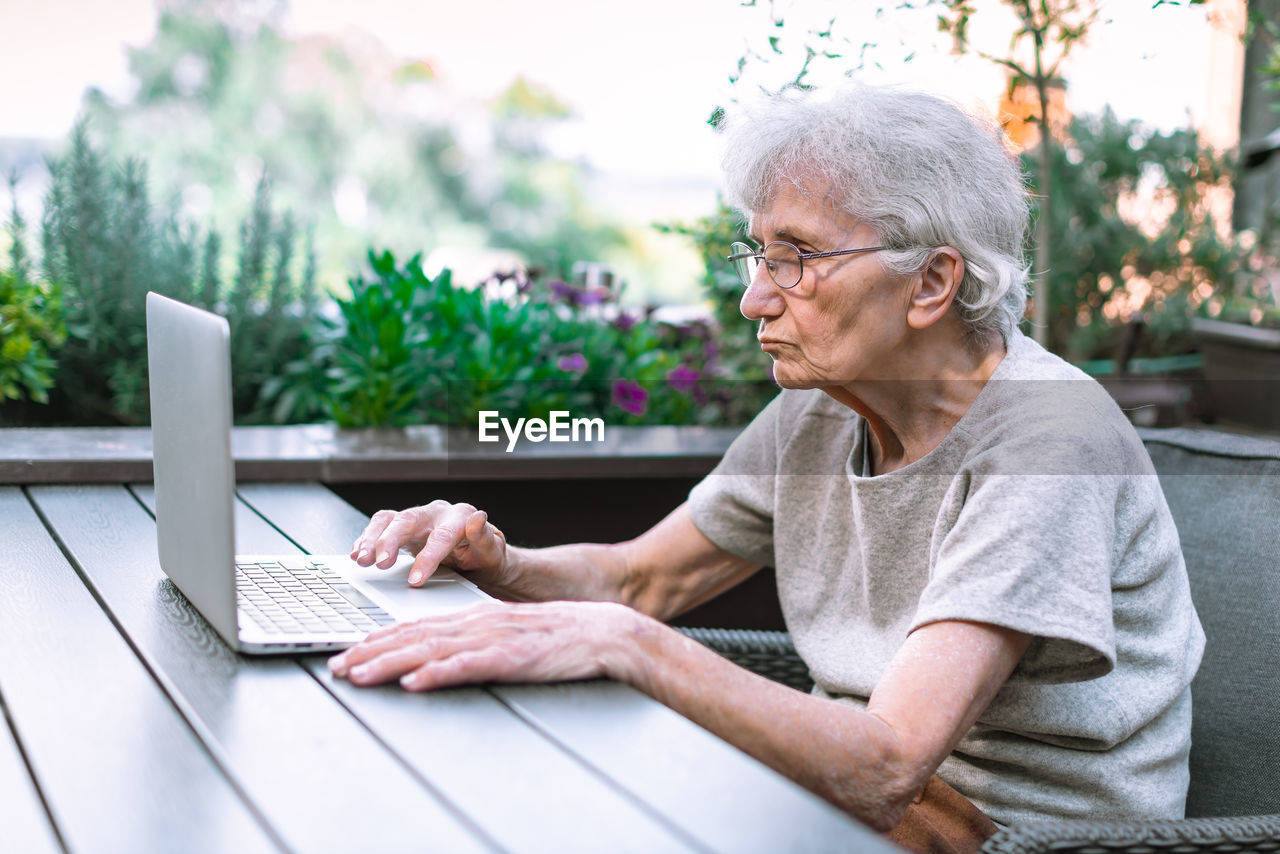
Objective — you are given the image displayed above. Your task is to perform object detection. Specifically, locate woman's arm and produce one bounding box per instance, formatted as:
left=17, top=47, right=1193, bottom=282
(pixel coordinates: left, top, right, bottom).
left=330, top=601, right=1029, bottom=830
left=622, top=616, right=1031, bottom=829
left=350, top=500, right=762, bottom=620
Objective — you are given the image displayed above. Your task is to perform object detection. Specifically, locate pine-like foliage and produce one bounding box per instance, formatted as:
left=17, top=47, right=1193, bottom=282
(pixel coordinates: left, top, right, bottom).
left=40, top=122, right=319, bottom=424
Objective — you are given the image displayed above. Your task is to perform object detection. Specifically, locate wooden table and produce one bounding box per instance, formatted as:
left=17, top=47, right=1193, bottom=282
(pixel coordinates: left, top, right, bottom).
left=0, top=480, right=892, bottom=853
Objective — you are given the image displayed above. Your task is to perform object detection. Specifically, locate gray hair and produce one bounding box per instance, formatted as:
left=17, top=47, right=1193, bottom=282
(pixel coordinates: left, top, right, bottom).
left=720, top=83, right=1030, bottom=343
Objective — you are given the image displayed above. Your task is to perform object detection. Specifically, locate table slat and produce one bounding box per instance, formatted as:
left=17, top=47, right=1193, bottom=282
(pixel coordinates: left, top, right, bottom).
left=496, top=682, right=884, bottom=853
left=0, top=696, right=63, bottom=854
left=0, top=487, right=280, bottom=854
left=29, top=484, right=493, bottom=854
left=236, top=482, right=371, bottom=553
left=302, top=661, right=701, bottom=853
left=130, top=483, right=300, bottom=554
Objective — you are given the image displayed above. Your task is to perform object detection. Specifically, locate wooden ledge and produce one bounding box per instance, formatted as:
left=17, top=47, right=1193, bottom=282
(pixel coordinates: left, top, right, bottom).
left=0, top=424, right=742, bottom=484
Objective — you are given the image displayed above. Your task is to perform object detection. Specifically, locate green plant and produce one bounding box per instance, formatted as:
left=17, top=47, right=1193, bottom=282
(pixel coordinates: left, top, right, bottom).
left=38, top=122, right=317, bottom=425
left=0, top=271, right=65, bottom=406
left=224, top=176, right=324, bottom=424
left=657, top=200, right=779, bottom=424
left=1026, top=109, right=1242, bottom=361
left=319, top=250, right=435, bottom=428
left=317, top=250, right=721, bottom=428
left=0, top=184, right=66, bottom=408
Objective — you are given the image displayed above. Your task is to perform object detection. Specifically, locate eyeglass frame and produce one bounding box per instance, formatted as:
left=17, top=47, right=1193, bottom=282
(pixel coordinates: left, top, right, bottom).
left=727, top=240, right=892, bottom=290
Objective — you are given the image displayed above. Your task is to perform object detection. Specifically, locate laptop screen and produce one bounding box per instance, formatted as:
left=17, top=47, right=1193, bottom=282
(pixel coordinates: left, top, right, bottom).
left=146, top=292, right=240, bottom=646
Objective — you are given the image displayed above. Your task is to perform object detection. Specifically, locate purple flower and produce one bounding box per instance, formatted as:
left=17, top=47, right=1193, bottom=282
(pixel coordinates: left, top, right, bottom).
left=674, top=321, right=711, bottom=342
left=548, top=279, right=576, bottom=301
left=611, top=379, right=649, bottom=416
left=576, top=287, right=609, bottom=306
left=557, top=353, right=589, bottom=373
left=612, top=312, right=638, bottom=332
left=666, top=364, right=700, bottom=394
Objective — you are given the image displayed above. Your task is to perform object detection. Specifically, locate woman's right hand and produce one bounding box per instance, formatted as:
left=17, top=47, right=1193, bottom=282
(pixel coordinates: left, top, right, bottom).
left=350, top=501, right=511, bottom=588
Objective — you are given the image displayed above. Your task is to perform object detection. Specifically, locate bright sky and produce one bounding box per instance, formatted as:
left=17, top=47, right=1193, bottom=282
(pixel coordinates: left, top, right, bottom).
left=0, top=0, right=1229, bottom=222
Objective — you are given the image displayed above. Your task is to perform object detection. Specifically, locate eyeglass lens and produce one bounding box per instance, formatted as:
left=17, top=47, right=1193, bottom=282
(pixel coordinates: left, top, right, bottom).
left=730, top=241, right=803, bottom=289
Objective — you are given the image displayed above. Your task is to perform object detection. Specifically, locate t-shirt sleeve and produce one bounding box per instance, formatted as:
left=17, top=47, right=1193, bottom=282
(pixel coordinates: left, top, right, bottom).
left=686, top=392, right=784, bottom=567
left=911, top=431, right=1126, bottom=685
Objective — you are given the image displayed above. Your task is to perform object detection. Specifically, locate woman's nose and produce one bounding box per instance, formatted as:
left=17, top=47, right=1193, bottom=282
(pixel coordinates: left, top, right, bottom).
left=739, top=267, right=783, bottom=321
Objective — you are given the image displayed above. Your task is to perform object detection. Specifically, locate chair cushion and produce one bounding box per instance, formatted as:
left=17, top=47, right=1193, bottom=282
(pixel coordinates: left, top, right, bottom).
left=1138, top=427, right=1280, bottom=818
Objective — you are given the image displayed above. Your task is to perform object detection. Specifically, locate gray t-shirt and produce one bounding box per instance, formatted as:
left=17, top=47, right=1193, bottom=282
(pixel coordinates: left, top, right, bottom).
left=688, top=331, right=1205, bottom=826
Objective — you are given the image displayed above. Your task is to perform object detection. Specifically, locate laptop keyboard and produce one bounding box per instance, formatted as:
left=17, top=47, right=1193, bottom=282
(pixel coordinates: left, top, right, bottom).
left=235, top=558, right=397, bottom=636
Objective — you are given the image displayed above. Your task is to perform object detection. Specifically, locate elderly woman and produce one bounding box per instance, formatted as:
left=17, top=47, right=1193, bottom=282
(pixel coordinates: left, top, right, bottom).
left=328, top=83, right=1203, bottom=852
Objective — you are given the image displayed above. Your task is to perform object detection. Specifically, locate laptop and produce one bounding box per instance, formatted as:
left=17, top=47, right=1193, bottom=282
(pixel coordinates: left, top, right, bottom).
left=146, top=291, right=488, bottom=654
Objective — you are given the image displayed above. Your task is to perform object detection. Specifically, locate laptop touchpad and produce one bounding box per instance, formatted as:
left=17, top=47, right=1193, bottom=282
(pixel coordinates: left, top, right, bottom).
left=364, top=577, right=488, bottom=618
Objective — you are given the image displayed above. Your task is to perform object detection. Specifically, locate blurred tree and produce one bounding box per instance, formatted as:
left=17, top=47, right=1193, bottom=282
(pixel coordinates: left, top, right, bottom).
left=39, top=123, right=318, bottom=425
left=1029, top=109, right=1240, bottom=360
left=77, top=0, right=620, bottom=287
left=937, top=0, right=1100, bottom=346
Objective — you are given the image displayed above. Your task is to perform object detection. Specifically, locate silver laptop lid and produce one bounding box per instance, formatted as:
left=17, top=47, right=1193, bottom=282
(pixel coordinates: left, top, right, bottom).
left=146, top=292, right=240, bottom=648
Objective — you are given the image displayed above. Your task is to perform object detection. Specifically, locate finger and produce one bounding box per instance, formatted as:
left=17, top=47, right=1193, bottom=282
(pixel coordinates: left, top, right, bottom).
left=352, top=509, right=398, bottom=564
left=346, top=641, right=446, bottom=686
left=329, top=606, right=493, bottom=674
left=407, top=509, right=497, bottom=585
left=400, top=647, right=516, bottom=691
left=328, top=602, right=509, bottom=677
left=465, top=511, right=508, bottom=572
left=327, top=629, right=413, bottom=677
left=373, top=504, right=445, bottom=568
left=405, top=504, right=478, bottom=585
left=363, top=603, right=493, bottom=644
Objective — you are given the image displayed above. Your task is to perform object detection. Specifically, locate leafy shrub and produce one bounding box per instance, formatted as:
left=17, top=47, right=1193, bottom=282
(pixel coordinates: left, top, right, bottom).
left=0, top=186, right=65, bottom=408
left=223, top=178, right=324, bottom=424
left=38, top=122, right=317, bottom=425
left=315, top=250, right=719, bottom=428
left=0, top=271, right=65, bottom=406
left=1024, top=109, right=1243, bottom=361
left=658, top=200, right=780, bottom=424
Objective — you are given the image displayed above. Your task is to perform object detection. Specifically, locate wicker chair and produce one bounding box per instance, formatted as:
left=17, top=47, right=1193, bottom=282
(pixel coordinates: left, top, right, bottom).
left=681, top=426, right=1280, bottom=853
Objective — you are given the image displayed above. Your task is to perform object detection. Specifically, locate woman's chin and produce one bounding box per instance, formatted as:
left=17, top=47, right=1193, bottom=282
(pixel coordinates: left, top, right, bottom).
left=770, top=367, right=820, bottom=390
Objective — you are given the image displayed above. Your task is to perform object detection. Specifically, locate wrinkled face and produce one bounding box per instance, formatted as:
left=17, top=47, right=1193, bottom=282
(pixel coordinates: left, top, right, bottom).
left=741, top=183, right=912, bottom=389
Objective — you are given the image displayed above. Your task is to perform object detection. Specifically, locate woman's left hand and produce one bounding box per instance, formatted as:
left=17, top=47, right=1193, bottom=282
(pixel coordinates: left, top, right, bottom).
left=327, top=600, right=642, bottom=692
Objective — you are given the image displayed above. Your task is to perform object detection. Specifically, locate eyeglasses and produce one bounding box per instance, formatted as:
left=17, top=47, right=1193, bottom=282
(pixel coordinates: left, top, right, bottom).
left=727, top=240, right=891, bottom=290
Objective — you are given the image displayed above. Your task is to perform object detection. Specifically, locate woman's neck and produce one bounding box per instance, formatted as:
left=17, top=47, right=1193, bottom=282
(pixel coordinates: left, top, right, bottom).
left=824, top=327, right=1008, bottom=475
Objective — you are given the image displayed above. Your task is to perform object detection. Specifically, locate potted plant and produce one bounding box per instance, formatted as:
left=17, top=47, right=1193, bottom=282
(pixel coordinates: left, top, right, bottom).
left=1191, top=275, right=1280, bottom=432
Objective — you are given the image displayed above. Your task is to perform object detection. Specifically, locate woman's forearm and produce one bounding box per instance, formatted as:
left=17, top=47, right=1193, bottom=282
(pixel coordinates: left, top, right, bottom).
left=486, top=541, right=632, bottom=604
left=604, top=614, right=1030, bottom=831
left=606, top=612, right=920, bottom=830
left=481, top=503, right=762, bottom=621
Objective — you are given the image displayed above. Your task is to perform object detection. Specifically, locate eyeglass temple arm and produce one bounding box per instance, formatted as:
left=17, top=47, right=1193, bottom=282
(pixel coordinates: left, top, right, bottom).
left=801, top=246, right=891, bottom=260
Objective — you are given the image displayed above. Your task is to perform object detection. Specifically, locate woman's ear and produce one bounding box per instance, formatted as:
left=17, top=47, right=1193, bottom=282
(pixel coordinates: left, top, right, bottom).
left=906, top=248, right=965, bottom=331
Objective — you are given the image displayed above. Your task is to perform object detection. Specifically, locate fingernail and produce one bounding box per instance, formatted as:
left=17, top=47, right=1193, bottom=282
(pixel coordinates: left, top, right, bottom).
left=401, top=672, right=420, bottom=689
left=408, top=570, right=422, bottom=585
left=328, top=653, right=347, bottom=676
left=358, top=548, right=370, bottom=562
left=350, top=664, right=369, bottom=679
left=376, top=550, right=389, bottom=564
